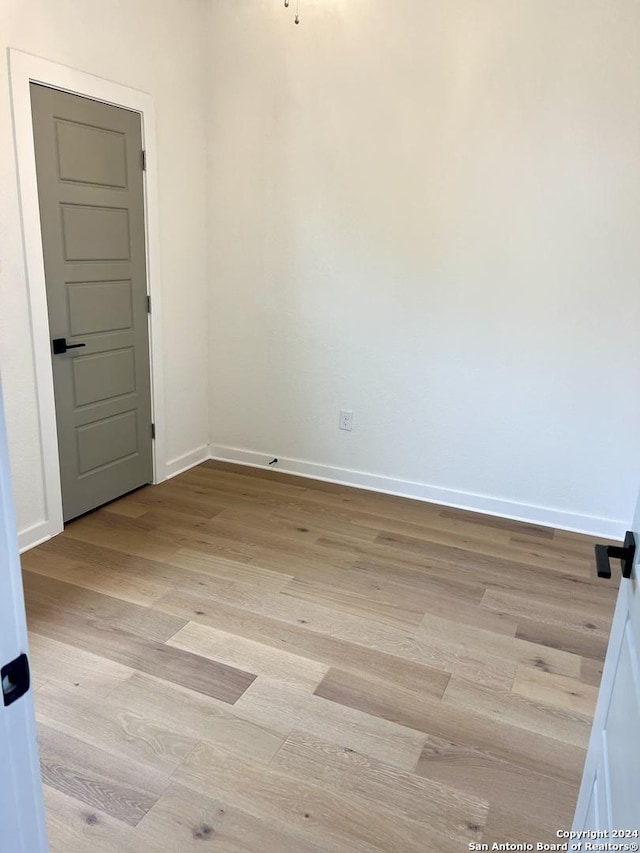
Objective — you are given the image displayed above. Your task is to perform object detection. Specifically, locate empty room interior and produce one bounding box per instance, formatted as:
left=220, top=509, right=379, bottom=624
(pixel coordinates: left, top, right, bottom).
left=1, top=0, right=639, bottom=850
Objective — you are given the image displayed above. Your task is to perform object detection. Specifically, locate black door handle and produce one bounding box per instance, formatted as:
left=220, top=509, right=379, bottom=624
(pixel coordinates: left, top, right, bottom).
left=595, top=530, right=636, bottom=579
left=52, top=338, right=86, bottom=355
left=1, top=653, right=30, bottom=707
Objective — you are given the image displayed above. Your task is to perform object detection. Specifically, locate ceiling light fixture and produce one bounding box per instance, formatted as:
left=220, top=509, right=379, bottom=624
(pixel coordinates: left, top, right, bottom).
left=284, top=0, right=300, bottom=25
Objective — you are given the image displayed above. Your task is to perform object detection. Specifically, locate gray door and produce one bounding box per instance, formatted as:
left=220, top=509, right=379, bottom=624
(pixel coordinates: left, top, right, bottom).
left=30, top=84, right=153, bottom=522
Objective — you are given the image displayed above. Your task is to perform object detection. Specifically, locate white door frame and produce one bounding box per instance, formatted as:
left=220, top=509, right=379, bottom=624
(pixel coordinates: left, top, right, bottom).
left=8, top=49, right=166, bottom=551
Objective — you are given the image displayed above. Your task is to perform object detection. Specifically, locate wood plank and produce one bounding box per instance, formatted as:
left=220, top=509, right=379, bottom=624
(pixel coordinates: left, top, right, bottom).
left=316, top=536, right=614, bottom=612
left=133, top=505, right=231, bottom=533
left=417, top=613, right=583, bottom=678
left=107, top=672, right=284, bottom=764
left=32, top=613, right=254, bottom=703
left=443, top=677, right=592, bottom=748
left=439, top=507, right=555, bottom=539
left=179, top=466, right=309, bottom=498
left=116, top=480, right=227, bottom=517
left=204, top=516, right=359, bottom=566
left=271, top=730, right=487, bottom=848
left=28, top=632, right=134, bottom=698
left=152, top=590, right=486, bottom=693
left=137, top=782, right=328, bottom=853
left=176, top=740, right=456, bottom=853
left=201, top=460, right=368, bottom=499
left=38, top=533, right=279, bottom=601
left=512, top=665, right=599, bottom=717
left=277, top=546, right=487, bottom=605
left=313, top=667, right=584, bottom=784
left=281, top=574, right=430, bottom=630
left=293, top=557, right=518, bottom=636
left=368, top=524, right=583, bottom=575
left=167, top=621, right=329, bottom=691
left=271, top=505, right=382, bottom=543
left=23, top=571, right=184, bottom=642
left=167, top=478, right=304, bottom=518
left=43, top=785, right=149, bottom=853
left=482, top=587, right=614, bottom=636
left=516, top=617, right=608, bottom=661
left=155, top=584, right=514, bottom=688
left=248, top=547, right=356, bottom=580
left=234, top=678, right=427, bottom=772
left=580, top=656, right=605, bottom=688
left=66, top=510, right=258, bottom=563
left=168, top=546, right=292, bottom=591
left=415, top=734, right=578, bottom=833
left=269, top=495, right=514, bottom=550
left=38, top=723, right=167, bottom=827
left=65, top=513, right=184, bottom=561
left=25, top=576, right=256, bottom=704
left=22, top=544, right=170, bottom=607
left=373, top=528, right=593, bottom=576
left=215, top=506, right=332, bottom=545
left=102, top=500, right=150, bottom=519
left=35, top=680, right=198, bottom=774
left=507, top=533, right=610, bottom=570
left=482, top=804, right=563, bottom=848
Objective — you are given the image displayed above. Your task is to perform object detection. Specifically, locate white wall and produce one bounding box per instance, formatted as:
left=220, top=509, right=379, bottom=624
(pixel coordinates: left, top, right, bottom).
left=0, top=0, right=210, bottom=539
left=207, top=0, right=640, bottom=537
left=4, top=0, right=639, bottom=543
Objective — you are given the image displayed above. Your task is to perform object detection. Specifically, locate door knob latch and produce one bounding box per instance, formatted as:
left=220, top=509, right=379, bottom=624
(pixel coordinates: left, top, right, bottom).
left=52, top=338, right=86, bottom=355
left=1, top=653, right=30, bottom=707
left=595, top=530, right=636, bottom=580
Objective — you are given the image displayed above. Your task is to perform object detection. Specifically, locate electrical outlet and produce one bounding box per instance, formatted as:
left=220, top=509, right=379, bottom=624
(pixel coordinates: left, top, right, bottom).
left=339, top=410, right=353, bottom=431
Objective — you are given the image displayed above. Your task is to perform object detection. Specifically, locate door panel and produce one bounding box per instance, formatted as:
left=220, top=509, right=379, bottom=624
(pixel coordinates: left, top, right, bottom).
left=61, top=204, right=131, bottom=260
left=77, top=410, right=139, bottom=473
left=72, top=348, right=136, bottom=406
left=55, top=119, right=127, bottom=187
left=606, top=621, right=640, bottom=825
left=30, top=84, right=152, bottom=522
left=67, top=281, right=133, bottom=334
left=573, top=496, right=640, bottom=832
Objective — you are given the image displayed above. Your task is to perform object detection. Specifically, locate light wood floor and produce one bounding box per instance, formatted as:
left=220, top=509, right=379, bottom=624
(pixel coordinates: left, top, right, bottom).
left=22, top=461, right=619, bottom=852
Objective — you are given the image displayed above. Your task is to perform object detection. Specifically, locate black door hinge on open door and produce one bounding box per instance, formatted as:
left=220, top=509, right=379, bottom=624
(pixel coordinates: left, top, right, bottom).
left=1, top=653, right=30, bottom=707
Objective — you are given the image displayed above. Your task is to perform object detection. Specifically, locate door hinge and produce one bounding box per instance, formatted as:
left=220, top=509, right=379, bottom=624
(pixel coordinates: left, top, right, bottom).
left=141, top=149, right=147, bottom=171
left=151, top=423, right=156, bottom=440
left=147, top=295, right=151, bottom=314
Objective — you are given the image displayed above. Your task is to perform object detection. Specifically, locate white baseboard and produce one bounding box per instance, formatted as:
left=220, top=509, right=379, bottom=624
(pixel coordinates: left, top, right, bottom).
left=18, top=521, right=55, bottom=554
left=209, top=444, right=625, bottom=540
left=164, top=445, right=210, bottom=480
